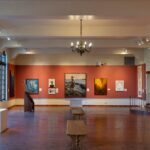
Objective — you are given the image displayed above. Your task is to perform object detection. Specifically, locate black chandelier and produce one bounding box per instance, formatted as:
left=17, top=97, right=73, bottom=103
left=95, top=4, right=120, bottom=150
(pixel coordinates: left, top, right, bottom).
left=70, top=19, right=92, bottom=56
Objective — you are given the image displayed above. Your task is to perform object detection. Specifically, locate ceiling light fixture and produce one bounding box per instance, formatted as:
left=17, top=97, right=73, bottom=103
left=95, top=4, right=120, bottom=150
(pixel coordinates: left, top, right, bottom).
left=122, top=48, right=128, bottom=54
left=7, top=37, right=11, bottom=41
left=137, top=37, right=150, bottom=46
left=70, top=18, right=92, bottom=56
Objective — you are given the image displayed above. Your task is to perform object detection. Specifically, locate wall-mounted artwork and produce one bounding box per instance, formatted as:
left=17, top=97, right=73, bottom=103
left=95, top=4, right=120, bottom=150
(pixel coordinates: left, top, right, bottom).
left=9, top=71, right=15, bottom=97
left=137, top=66, right=142, bottom=97
left=94, top=78, right=107, bottom=95
left=115, top=80, right=124, bottom=91
left=48, top=79, right=56, bottom=94
left=65, top=73, right=86, bottom=97
left=48, top=88, right=56, bottom=94
left=25, top=79, right=39, bottom=94
left=48, top=79, right=55, bottom=88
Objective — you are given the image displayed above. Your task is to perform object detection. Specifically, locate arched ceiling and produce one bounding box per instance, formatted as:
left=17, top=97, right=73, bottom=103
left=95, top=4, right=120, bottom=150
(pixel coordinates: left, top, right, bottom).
left=0, top=0, right=150, bottom=57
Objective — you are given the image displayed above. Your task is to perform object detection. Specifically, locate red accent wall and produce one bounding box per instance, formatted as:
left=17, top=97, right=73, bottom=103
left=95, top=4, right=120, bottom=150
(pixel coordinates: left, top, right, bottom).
left=15, top=65, right=137, bottom=98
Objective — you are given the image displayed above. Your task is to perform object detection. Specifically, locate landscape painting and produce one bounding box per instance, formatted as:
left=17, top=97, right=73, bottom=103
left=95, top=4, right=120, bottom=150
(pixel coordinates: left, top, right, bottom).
left=65, top=73, right=86, bottom=98
left=94, top=78, right=107, bottom=95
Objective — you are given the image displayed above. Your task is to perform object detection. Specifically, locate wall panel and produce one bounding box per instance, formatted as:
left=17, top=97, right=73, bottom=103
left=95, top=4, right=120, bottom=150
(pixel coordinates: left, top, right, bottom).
left=15, top=65, right=137, bottom=99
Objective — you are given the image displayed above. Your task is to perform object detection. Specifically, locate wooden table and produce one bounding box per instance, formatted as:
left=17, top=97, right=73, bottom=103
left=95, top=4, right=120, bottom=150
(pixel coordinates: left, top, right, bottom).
left=66, top=120, right=87, bottom=149
left=71, top=107, right=84, bottom=119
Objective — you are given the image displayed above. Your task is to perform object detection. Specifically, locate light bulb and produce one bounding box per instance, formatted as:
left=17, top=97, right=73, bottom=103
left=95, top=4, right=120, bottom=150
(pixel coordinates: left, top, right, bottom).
left=89, top=42, right=92, bottom=47
left=146, top=38, right=150, bottom=42
left=7, top=37, right=11, bottom=41
left=71, top=42, right=74, bottom=47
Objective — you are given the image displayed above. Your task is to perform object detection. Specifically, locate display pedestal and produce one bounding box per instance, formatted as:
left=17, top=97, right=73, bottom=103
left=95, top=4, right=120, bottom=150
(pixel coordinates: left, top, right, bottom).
left=0, top=108, right=8, bottom=133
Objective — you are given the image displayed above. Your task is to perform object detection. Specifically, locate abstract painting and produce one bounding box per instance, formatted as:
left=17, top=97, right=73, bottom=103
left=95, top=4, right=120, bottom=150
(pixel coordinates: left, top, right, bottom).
left=94, top=78, right=107, bottom=95
left=25, top=79, right=39, bottom=94
left=65, top=73, right=86, bottom=97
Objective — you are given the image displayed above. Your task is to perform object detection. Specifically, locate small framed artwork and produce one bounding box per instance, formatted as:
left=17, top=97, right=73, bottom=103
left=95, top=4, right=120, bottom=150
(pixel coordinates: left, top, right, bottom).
left=48, top=79, right=55, bottom=88
left=48, top=88, right=56, bottom=94
left=94, top=78, right=107, bottom=95
left=115, top=80, right=124, bottom=91
left=25, top=79, right=39, bottom=94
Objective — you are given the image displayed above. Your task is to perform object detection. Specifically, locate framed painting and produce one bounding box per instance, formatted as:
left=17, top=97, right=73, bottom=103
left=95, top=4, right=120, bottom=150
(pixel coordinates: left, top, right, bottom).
left=9, top=71, right=15, bottom=97
left=48, top=78, right=55, bottom=88
left=115, top=80, right=124, bottom=91
left=65, top=73, right=86, bottom=98
left=48, top=88, right=56, bottom=94
left=25, top=79, right=39, bottom=94
left=137, top=66, right=142, bottom=97
left=94, top=78, right=107, bottom=95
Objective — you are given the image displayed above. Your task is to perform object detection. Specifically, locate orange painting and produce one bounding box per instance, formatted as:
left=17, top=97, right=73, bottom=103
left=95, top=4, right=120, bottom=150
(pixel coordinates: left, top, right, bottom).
left=94, top=78, right=107, bottom=95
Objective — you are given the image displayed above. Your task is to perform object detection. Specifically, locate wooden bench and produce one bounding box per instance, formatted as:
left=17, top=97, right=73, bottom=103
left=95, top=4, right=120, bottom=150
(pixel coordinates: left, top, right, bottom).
left=71, top=107, right=84, bottom=119
left=66, top=120, right=87, bottom=148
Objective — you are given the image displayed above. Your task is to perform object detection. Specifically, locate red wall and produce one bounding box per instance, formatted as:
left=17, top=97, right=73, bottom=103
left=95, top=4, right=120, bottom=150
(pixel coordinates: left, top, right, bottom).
left=15, top=65, right=137, bottom=98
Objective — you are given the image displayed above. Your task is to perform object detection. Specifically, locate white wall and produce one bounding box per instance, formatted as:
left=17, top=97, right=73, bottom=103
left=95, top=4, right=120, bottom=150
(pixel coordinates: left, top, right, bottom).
left=14, top=52, right=144, bottom=66
left=144, top=49, right=150, bottom=71
left=14, top=53, right=124, bottom=65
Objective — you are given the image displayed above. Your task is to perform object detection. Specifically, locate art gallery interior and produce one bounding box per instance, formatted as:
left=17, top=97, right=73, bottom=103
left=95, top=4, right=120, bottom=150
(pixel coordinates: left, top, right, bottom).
left=0, top=1, right=150, bottom=150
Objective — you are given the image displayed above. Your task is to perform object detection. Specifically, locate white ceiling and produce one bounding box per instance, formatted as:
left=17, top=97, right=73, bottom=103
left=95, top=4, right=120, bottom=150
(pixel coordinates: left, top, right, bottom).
left=0, top=0, right=150, bottom=57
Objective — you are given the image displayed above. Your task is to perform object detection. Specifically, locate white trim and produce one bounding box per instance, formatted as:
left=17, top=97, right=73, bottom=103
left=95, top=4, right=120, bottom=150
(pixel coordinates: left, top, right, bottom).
left=0, top=99, right=16, bottom=108
left=0, top=98, right=146, bottom=108
left=15, top=98, right=70, bottom=106
left=15, top=98, right=145, bottom=106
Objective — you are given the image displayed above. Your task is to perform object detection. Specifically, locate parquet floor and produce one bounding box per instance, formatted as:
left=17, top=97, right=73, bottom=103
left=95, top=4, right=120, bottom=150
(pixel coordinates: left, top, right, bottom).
left=0, top=106, right=150, bottom=150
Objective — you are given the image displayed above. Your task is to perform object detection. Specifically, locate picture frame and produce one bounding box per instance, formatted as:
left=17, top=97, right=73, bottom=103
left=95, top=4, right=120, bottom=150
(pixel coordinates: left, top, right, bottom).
left=48, top=88, right=56, bottom=94
left=115, top=80, right=124, bottom=91
left=94, top=78, right=107, bottom=95
left=137, top=66, right=142, bottom=97
left=65, top=73, right=86, bottom=98
left=9, top=71, right=15, bottom=97
left=25, top=79, right=39, bottom=94
left=48, top=78, right=55, bottom=88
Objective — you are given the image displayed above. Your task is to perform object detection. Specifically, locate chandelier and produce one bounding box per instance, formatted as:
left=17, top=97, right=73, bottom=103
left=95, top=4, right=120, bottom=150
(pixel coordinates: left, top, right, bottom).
left=70, top=19, right=92, bottom=56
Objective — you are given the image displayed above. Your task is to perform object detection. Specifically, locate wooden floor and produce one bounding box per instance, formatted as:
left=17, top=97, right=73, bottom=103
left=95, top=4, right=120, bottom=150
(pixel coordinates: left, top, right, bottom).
left=0, top=106, right=150, bottom=150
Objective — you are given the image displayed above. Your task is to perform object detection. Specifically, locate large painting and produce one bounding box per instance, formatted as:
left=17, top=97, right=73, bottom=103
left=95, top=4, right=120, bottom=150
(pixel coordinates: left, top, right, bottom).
left=25, top=79, right=39, bottom=94
left=94, top=78, right=107, bottom=95
left=137, top=66, right=142, bottom=97
left=9, top=71, right=15, bottom=97
left=65, top=73, right=86, bottom=97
